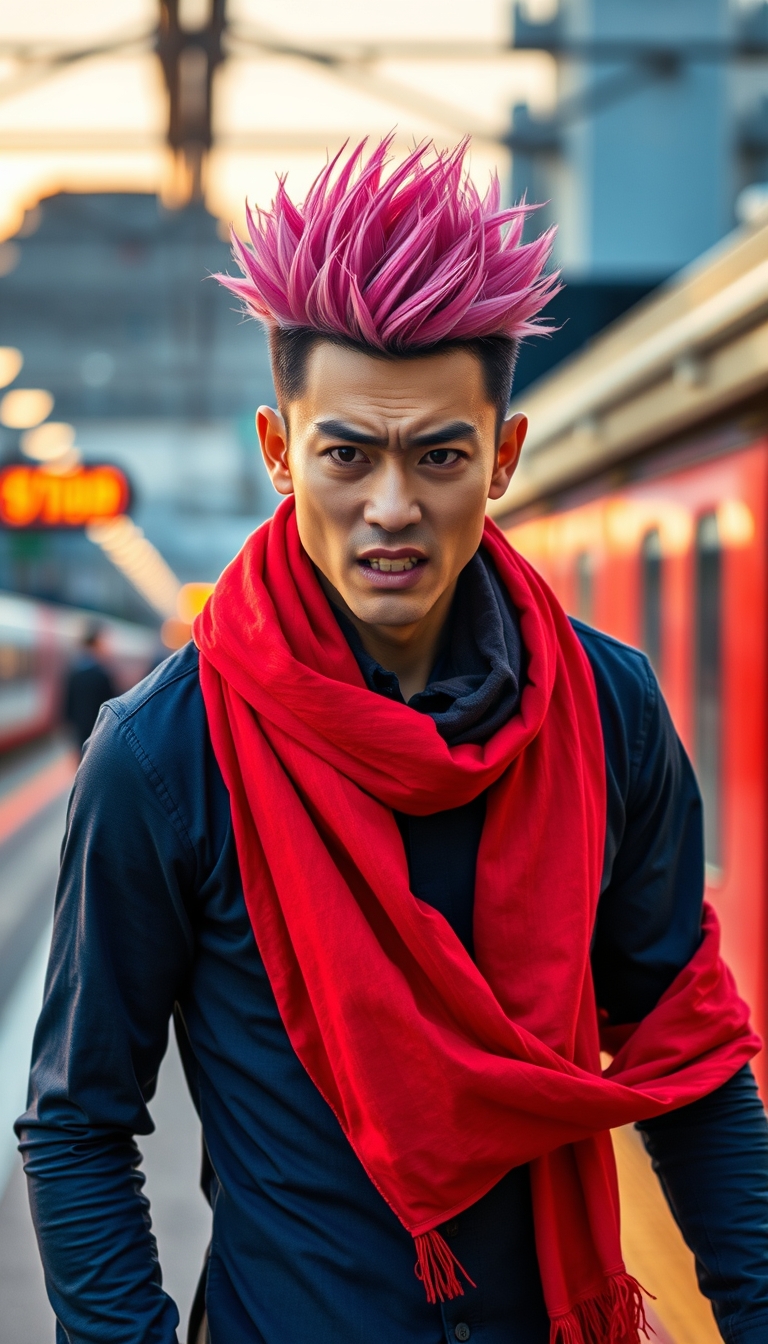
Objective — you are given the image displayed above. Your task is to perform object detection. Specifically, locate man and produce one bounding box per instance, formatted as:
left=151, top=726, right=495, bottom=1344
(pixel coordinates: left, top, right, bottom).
left=62, top=623, right=116, bottom=752
left=18, top=139, right=768, bottom=1344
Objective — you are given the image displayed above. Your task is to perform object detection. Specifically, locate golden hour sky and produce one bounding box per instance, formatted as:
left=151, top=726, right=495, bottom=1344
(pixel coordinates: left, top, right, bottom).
left=0, top=0, right=557, bottom=238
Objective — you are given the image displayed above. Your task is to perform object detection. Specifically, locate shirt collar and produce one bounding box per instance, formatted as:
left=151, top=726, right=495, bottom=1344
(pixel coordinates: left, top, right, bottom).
left=333, top=548, right=523, bottom=747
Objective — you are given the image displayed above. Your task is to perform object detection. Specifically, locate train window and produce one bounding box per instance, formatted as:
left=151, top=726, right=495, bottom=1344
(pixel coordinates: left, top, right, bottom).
left=641, top=529, right=663, bottom=674
left=0, top=642, right=33, bottom=681
left=694, top=513, right=722, bottom=872
left=575, top=552, right=594, bottom=623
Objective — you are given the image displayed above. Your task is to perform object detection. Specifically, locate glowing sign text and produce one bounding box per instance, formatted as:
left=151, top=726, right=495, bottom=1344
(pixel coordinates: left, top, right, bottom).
left=0, top=463, right=131, bottom=528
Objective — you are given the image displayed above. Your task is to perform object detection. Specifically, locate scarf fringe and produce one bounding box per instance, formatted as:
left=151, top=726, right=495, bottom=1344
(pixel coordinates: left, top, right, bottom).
left=549, top=1272, right=653, bottom=1344
left=413, top=1230, right=476, bottom=1305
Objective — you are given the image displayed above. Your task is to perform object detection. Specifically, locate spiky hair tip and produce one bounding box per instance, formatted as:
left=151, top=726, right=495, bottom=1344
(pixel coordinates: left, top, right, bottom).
left=215, top=135, right=560, bottom=352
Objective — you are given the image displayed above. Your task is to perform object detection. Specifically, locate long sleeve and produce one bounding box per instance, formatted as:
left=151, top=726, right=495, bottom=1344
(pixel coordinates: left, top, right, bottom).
left=638, top=1065, right=768, bottom=1342
left=581, top=625, right=768, bottom=1341
left=16, top=699, right=198, bottom=1344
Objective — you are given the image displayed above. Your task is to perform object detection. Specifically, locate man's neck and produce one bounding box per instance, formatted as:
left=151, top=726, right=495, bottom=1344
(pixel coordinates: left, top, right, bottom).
left=319, top=575, right=457, bottom=703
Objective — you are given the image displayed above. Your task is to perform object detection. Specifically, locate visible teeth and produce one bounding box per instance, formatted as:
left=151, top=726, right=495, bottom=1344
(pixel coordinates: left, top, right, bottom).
left=367, top=557, right=418, bottom=572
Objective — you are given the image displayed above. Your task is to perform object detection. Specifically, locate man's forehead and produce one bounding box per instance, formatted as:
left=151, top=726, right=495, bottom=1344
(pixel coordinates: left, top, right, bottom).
left=294, top=341, right=491, bottom=436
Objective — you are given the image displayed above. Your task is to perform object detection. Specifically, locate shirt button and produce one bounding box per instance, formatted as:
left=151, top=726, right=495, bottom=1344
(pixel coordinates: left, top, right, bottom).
left=455, top=1325, right=471, bottom=1342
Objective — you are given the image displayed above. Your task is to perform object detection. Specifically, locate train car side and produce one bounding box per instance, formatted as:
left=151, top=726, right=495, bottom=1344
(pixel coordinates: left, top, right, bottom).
left=487, top=218, right=768, bottom=1337
left=489, top=215, right=768, bottom=1099
left=0, top=592, right=157, bottom=753
left=504, top=439, right=768, bottom=1087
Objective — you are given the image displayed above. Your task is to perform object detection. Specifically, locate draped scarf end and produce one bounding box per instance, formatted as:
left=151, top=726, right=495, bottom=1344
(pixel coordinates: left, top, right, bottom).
left=549, top=1273, right=652, bottom=1344
left=413, top=1230, right=476, bottom=1304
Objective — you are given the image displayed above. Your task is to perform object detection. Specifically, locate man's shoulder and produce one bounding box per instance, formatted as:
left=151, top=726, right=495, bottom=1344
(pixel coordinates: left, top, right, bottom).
left=569, top=618, right=655, bottom=705
left=77, top=640, right=227, bottom=855
left=569, top=618, right=660, bottom=781
left=90, top=641, right=208, bottom=787
left=107, top=640, right=202, bottom=728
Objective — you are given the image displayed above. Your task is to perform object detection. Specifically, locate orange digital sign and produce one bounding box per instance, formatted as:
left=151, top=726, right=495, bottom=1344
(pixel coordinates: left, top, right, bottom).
left=0, top=462, right=131, bottom=528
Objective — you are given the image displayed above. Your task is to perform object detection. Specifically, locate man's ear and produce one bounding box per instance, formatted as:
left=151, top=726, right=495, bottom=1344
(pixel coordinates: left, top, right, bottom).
left=256, top=406, right=294, bottom=496
left=488, top=412, right=527, bottom=501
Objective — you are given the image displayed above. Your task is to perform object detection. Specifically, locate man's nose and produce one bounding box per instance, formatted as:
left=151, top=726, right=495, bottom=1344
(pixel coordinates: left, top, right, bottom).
left=362, top=461, right=421, bottom=533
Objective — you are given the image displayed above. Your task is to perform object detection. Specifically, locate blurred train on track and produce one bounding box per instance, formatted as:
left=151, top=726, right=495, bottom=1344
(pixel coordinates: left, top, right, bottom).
left=0, top=591, right=157, bottom=752
left=490, top=213, right=768, bottom=1343
left=493, top=213, right=768, bottom=1096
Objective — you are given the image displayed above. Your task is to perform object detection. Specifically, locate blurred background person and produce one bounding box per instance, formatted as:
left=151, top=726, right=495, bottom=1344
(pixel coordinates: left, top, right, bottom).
left=63, top=624, right=116, bottom=751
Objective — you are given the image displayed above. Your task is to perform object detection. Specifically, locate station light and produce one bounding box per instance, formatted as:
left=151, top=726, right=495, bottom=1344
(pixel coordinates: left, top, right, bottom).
left=20, top=421, right=76, bottom=462
left=0, top=387, right=54, bottom=429
left=87, top=515, right=181, bottom=620
left=160, top=617, right=193, bottom=649
left=178, top=0, right=213, bottom=31
left=36, top=447, right=81, bottom=474
left=176, top=581, right=215, bottom=623
left=716, top=499, right=755, bottom=548
left=161, top=581, right=215, bottom=649
left=0, top=348, right=23, bottom=390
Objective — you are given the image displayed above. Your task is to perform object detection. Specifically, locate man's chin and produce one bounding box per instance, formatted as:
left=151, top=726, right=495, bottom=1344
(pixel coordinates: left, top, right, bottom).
left=343, top=590, right=438, bottom=631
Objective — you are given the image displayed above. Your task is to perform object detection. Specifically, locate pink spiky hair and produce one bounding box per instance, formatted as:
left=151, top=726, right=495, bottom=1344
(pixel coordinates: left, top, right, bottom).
left=216, top=136, right=559, bottom=351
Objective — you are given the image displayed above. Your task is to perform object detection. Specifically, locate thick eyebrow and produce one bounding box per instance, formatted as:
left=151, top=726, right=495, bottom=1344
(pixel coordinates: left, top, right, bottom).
left=410, top=421, right=477, bottom=447
left=314, top=419, right=386, bottom=446
left=314, top=418, right=477, bottom=448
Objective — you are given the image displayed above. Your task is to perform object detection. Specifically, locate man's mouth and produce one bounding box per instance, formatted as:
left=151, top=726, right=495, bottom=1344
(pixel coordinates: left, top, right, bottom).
left=356, top=550, right=428, bottom=588
left=364, top=556, right=420, bottom=572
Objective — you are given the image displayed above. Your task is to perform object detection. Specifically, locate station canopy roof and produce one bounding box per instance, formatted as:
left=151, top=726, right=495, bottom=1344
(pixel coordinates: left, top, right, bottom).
left=0, top=0, right=556, bottom=242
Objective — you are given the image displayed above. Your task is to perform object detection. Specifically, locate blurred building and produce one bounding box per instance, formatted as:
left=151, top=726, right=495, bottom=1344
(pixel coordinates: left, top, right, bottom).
left=0, top=191, right=276, bottom=622
left=511, top=0, right=768, bottom=390
left=3, top=1, right=768, bottom=621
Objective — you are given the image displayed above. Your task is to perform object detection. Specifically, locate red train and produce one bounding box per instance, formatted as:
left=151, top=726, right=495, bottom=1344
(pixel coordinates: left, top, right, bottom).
left=491, top=215, right=768, bottom=1098
left=0, top=590, right=157, bottom=753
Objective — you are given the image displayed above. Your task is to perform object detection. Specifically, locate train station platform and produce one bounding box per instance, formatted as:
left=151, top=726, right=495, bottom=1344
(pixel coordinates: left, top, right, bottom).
left=0, top=740, right=726, bottom=1343
left=0, top=738, right=211, bottom=1343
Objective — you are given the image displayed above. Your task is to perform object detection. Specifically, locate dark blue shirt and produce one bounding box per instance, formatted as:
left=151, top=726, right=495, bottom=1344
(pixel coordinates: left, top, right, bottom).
left=17, top=560, right=768, bottom=1344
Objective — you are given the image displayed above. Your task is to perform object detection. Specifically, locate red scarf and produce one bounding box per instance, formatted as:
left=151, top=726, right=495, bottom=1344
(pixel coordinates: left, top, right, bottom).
left=195, top=498, right=758, bottom=1344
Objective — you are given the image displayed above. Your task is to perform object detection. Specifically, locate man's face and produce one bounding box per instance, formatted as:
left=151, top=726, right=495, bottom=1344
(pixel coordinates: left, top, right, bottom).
left=257, top=342, right=525, bottom=632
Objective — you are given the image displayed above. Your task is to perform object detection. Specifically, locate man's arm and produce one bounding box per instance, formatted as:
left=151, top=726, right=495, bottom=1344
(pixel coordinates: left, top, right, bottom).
left=638, top=1065, right=768, bottom=1343
left=584, top=628, right=768, bottom=1342
left=16, top=701, right=198, bottom=1344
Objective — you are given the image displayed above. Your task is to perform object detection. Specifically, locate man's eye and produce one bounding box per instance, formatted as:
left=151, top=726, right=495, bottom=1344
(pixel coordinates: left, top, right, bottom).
left=328, top=446, right=366, bottom=464
left=422, top=448, right=461, bottom=466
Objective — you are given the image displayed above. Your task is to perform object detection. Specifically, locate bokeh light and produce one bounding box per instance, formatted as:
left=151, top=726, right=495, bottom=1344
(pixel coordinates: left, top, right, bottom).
left=20, top=420, right=76, bottom=461
left=0, top=387, right=53, bottom=428
left=0, top=347, right=23, bottom=388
